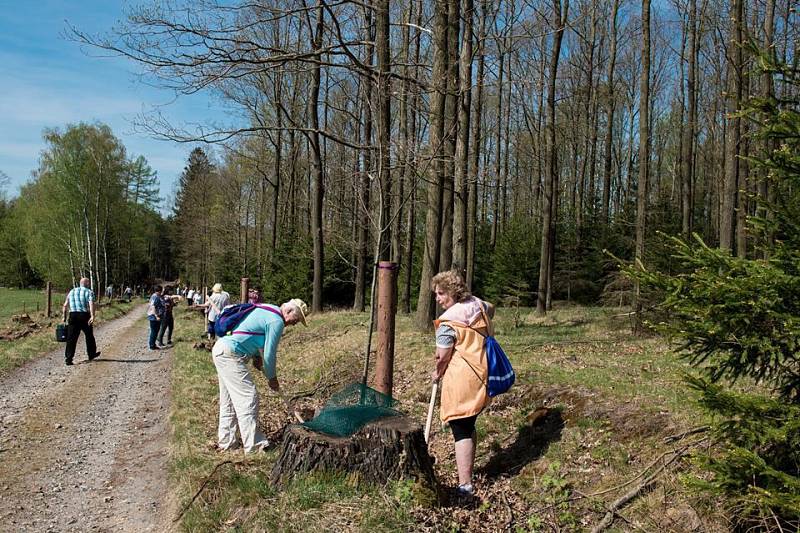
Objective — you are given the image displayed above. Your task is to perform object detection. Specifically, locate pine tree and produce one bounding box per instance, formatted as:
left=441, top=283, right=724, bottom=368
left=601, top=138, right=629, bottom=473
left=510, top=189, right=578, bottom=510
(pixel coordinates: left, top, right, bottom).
left=630, top=55, right=800, bottom=528
left=173, top=148, right=217, bottom=288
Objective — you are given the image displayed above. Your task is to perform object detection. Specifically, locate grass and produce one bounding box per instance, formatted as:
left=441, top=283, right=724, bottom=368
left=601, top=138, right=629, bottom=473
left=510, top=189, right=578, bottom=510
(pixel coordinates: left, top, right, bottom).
left=167, top=302, right=731, bottom=531
left=0, top=287, right=67, bottom=321
left=0, top=297, right=138, bottom=376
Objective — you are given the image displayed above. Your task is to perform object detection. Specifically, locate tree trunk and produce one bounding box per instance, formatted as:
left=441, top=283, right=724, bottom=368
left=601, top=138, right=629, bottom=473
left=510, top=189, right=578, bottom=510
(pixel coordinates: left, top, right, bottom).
left=634, top=0, right=651, bottom=333
left=681, top=0, right=697, bottom=238
left=393, top=0, right=412, bottom=267
left=466, top=0, right=488, bottom=290
left=439, top=0, right=460, bottom=273
left=536, top=0, right=568, bottom=316
left=719, top=0, right=742, bottom=252
left=758, top=0, right=776, bottom=256
left=452, top=0, right=474, bottom=275
left=309, top=2, right=325, bottom=313
left=490, top=50, right=504, bottom=250
left=354, top=11, right=375, bottom=312
left=401, top=0, right=422, bottom=314
left=376, top=0, right=392, bottom=262
left=415, top=0, right=449, bottom=330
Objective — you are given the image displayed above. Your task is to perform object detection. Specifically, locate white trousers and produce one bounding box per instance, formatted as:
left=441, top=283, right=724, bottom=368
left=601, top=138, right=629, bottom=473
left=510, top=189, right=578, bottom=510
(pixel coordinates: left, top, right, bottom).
left=212, top=341, right=268, bottom=453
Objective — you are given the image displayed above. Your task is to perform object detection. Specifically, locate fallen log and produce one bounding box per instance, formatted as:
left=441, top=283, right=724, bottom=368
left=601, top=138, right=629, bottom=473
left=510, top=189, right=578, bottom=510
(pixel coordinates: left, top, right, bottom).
left=270, top=415, right=437, bottom=490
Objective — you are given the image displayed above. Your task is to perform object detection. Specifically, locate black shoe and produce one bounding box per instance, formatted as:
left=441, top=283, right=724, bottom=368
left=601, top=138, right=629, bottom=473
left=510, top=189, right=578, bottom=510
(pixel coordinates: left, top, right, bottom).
left=65, top=360, right=74, bottom=366
left=88, top=351, right=101, bottom=361
left=149, top=346, right=160, bottom=350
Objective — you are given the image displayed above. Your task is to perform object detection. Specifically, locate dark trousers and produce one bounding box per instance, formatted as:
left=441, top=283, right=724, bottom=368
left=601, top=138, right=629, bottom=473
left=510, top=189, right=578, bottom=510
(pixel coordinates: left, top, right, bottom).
left=148, top=319, right=161, bottom=349
left=65, top=311, right=97, bottom=363
left=158, top=315, right=174, bottom=344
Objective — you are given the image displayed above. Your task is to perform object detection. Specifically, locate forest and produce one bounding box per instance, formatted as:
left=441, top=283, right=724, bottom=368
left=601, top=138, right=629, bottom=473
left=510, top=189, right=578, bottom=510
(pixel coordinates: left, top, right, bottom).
left=0, top=0, right=792, bottom=318
left=0, top=0, right=798, bottom=527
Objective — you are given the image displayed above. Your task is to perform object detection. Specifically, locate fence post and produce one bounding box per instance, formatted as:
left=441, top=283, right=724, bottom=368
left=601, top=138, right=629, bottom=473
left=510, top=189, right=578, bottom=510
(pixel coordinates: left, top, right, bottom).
left=46, top=282, right=52, bottom=318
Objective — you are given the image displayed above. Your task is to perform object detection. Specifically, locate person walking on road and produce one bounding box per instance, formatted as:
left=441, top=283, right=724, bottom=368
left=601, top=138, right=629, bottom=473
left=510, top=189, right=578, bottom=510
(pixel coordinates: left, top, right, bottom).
left=211, top=298, right=308, bottom=453
left=147, top=285, right=166, bottom=350
left=62, top=277, right=100, bottom=365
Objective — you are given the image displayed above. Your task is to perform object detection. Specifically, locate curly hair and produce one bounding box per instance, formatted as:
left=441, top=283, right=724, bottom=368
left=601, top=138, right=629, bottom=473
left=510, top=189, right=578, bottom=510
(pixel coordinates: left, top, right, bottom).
left=431, top=270, right=471, bottom=302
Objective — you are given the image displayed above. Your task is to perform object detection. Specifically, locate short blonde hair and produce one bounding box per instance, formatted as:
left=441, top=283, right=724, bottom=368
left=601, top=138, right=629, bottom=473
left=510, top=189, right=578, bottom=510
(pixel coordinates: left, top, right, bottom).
left=212, top=283, right=223, bottom=293
left=431, top=270, right=471, bottom=302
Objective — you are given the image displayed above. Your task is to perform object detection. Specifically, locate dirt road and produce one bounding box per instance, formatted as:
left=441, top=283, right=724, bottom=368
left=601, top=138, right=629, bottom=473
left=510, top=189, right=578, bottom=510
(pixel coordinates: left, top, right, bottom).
left=0, top=305, right=173, bottom=532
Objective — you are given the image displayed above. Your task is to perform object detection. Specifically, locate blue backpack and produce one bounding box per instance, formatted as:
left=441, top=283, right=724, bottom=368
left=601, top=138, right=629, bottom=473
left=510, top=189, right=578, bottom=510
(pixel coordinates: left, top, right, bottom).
left=214, top=303, right=281, bottom=337
left=463, top=309, right=515, bottom=397
left=485, top=336, right=515, bottom=397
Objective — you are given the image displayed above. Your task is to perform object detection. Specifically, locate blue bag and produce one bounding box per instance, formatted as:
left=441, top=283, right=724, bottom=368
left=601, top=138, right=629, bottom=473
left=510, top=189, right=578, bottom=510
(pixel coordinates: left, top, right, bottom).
left=485, top=335, right=515, bottom=397
left=214, top=303, right=257, bottom=337
left=461, top=306, right=515, bottom=397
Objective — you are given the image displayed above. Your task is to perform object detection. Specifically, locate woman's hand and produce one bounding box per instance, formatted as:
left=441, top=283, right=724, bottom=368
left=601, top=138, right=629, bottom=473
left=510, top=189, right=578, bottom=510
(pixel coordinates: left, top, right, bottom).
left=430, top=369, right=440, bottom=383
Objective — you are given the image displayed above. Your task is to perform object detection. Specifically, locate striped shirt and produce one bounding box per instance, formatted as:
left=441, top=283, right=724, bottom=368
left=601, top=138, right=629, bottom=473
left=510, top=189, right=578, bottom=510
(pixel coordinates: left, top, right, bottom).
left=67, top=286, right=95, bottom=313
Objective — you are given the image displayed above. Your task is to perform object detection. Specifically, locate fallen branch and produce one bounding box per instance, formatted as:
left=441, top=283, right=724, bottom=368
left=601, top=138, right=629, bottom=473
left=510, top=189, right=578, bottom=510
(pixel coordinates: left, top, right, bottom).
left=589, top=441, right=698, bottom=533
left=663, top=425, right=709, bottom=443
left=173, top=460, right=240, bottom=523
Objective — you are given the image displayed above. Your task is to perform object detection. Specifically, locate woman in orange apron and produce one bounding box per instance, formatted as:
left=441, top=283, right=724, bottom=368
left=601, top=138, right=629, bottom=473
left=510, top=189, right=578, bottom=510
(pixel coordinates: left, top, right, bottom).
left=430, top=270, right=495, bottom=497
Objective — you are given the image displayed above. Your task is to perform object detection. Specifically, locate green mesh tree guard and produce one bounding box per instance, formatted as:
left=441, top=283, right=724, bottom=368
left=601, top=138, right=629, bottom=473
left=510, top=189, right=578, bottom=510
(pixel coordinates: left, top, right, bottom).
left=301, top=382, right=401, bottom=437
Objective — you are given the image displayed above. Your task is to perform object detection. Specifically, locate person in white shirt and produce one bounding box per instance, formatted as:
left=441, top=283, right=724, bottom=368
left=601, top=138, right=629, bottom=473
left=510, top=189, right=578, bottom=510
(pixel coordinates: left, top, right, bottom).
left=203, top=283, right=230, bottom=340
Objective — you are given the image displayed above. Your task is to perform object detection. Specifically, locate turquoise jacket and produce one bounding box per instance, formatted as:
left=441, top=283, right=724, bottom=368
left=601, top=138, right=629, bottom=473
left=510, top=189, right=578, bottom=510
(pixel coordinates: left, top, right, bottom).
left=217, top=305, right=285, bottom=379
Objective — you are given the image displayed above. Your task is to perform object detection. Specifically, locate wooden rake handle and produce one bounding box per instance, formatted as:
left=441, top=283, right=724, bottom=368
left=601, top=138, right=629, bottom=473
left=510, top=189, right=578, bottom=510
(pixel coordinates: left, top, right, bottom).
left=424, top=381, right=438, bottom=444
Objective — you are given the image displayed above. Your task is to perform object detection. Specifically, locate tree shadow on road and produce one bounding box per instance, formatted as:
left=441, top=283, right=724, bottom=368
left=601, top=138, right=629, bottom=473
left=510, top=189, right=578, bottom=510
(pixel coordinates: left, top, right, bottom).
left=478, top=407, right=565, bottom=479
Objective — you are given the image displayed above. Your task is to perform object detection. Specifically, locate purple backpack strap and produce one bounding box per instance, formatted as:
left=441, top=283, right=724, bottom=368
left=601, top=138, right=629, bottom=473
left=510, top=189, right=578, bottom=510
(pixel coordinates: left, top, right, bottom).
left=253, top=304, right=284, bottom=318
left=231, top=304, right=283, bottom=336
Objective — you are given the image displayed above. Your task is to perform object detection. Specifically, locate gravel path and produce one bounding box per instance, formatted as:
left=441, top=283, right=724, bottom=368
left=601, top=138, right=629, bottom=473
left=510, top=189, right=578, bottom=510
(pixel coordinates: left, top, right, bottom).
left=0, top=305, right=174, bottom=532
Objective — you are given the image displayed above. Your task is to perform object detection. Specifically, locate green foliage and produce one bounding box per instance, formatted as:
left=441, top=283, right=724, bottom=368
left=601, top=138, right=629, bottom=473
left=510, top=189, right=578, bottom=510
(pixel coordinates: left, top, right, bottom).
left=0, top=200, right=38, bottom=287
left=480, top=218, right=539, bottom=304
left=628, top=56, right=800, bottom=528
left=685, top=376, right=800, bottom=524
left=258, top=234, right=312, bottom=304
left=16, top=122, right=167, bottom=287
left=172, top=147, right=218, bottom=287
left=637, top=235, right=800, bottom=400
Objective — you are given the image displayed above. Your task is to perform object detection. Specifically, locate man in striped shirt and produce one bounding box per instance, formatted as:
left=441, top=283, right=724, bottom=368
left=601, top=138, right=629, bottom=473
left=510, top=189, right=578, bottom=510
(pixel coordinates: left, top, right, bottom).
left=62, top=277, right=100, bottom=365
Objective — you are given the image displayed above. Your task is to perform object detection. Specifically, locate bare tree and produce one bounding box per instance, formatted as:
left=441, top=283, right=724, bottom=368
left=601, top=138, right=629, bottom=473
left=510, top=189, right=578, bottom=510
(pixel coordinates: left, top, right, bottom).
left=452, top=0, right=474, bottom=275
left=601, top=0, right=620, bottom=223
left=720, top=0, right=743, bottom=252
left=634, top=0, right=651, bottom=332
left=415, top=0, right=449, bottom=330
left=536, top=0, right=568, bottom=316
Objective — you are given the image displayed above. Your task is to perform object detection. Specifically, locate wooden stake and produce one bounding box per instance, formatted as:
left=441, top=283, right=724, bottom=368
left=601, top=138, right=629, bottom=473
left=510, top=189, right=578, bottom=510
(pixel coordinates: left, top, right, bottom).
left=374, top=261, right=398, bottom=396
left=240, top=277, right=249, bottom=304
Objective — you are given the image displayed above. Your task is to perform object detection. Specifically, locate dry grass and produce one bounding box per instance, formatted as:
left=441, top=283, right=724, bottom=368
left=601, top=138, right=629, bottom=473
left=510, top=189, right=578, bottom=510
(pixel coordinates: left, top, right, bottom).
left=168, top=303, right=731, bottom=532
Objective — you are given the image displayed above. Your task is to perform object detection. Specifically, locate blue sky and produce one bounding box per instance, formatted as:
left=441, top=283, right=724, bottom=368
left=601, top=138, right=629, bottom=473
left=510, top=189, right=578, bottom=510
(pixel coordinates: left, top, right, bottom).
left=0, top=1, right=230, bottom=207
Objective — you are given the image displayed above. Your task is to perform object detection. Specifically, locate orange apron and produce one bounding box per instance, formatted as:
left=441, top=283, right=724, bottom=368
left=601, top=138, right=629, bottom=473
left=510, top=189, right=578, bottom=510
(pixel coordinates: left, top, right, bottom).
left=434, top=314, right=491, bottom=423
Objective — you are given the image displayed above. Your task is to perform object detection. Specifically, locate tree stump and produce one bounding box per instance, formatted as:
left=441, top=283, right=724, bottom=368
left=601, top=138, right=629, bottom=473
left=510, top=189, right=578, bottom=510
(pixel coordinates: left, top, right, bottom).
left=270, top=415, right=437, bottom=489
